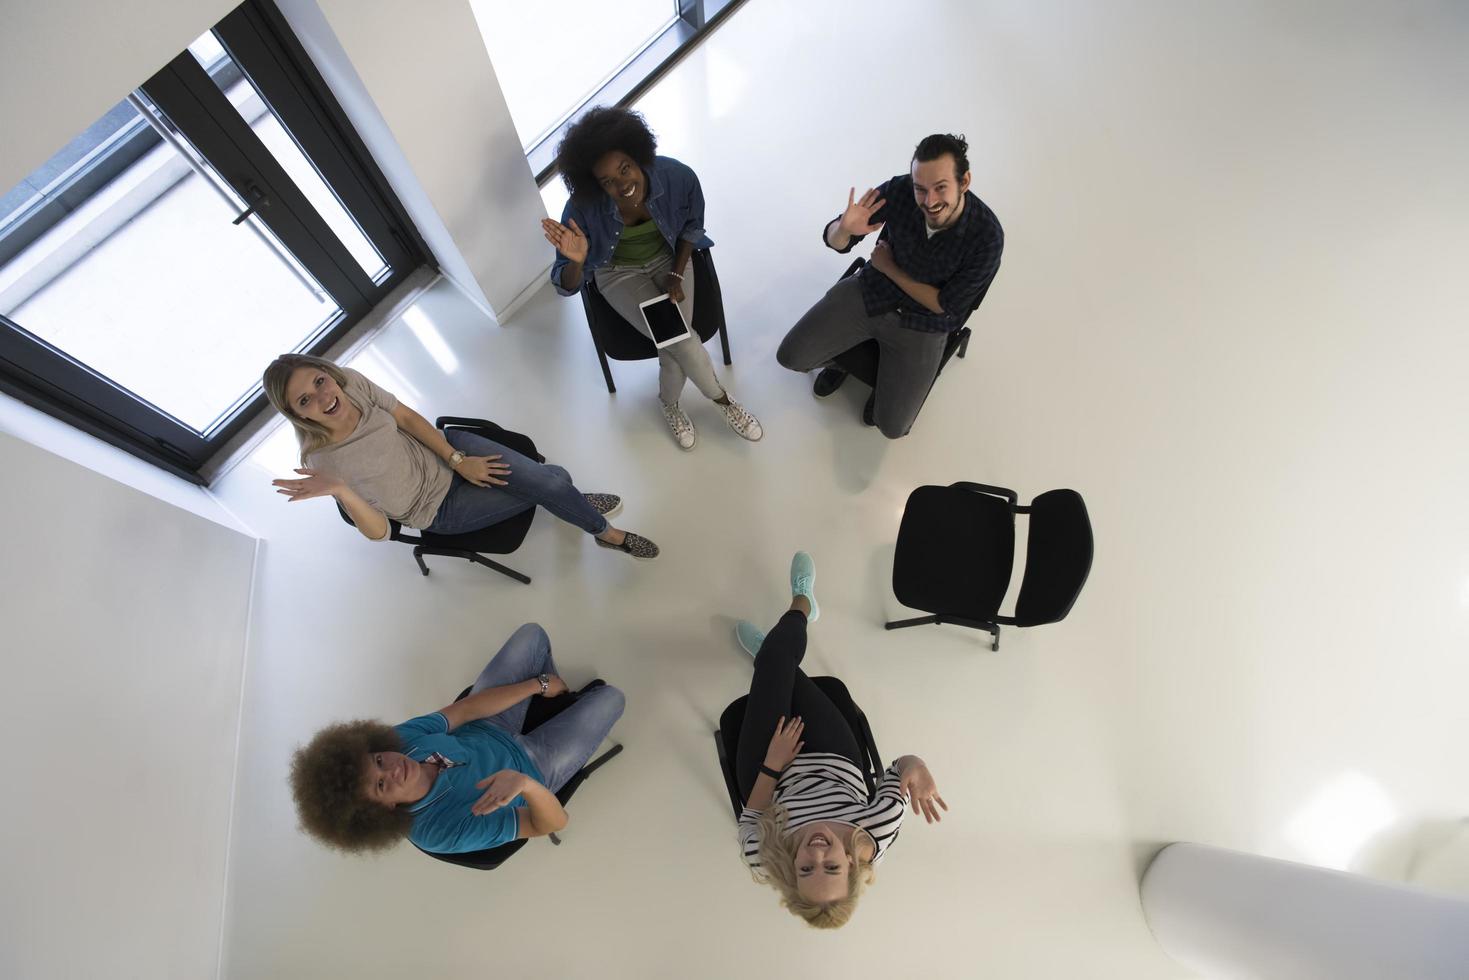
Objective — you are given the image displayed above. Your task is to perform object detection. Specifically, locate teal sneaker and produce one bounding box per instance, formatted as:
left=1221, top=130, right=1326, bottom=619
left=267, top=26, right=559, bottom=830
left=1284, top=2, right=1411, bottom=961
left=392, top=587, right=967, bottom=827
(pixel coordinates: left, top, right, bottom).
left=735, top=620, right=765, bottom=659
left=790, top=551, right=819, bottom=623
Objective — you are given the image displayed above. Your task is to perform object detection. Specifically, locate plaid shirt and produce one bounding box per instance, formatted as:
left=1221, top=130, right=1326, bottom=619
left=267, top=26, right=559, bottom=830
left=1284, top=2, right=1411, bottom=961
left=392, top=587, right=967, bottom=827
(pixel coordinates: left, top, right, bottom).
left=826, top=174, right=1003, bottom=333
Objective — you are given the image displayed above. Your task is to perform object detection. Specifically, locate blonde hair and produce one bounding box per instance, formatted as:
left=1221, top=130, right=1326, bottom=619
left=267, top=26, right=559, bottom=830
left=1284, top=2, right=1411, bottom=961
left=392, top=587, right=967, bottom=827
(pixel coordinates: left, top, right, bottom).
left=262, top=353, right=352, bottom=465
left=751, top=806, right=876, bottom=929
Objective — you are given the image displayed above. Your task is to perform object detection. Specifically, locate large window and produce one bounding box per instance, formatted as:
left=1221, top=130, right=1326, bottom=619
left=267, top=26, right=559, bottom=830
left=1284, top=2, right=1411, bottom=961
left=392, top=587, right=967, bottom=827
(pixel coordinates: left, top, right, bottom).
left=473, top=0, right=747, bottom=181
left=0, top=1, right=428, bottom=482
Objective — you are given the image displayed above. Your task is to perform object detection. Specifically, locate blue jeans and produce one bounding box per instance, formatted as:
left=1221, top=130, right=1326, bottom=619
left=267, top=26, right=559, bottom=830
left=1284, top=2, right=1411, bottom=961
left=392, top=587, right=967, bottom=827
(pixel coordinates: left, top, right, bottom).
left=469, top=623, right=625, bottom=793
left=426, top=429, right=608, bottom=536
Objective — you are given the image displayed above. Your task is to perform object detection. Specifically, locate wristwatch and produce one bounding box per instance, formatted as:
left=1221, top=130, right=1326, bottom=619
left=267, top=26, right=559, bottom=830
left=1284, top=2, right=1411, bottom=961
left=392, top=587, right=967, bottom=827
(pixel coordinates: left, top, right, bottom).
left=537, top=673, right=550, bottom=696
left=448, top=450, right=465, bottom=467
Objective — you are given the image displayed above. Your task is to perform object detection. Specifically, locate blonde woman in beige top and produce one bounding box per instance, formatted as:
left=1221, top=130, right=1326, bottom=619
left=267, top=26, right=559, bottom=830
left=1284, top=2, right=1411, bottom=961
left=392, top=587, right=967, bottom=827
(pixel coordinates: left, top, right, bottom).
left=262, top=354, right=658, bottom=559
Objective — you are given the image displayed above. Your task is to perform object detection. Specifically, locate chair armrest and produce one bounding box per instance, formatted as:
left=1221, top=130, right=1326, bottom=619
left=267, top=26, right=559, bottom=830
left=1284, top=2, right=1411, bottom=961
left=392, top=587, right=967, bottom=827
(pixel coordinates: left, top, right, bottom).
left=854, top=708, right=881, bottom=797
left=715, top=730, right=744, bottom=820
left=841, top=257, right=866, bottom=280
left=435, top=416, right=494, bottom=430
left=950, top=482, right=1018, bottom=508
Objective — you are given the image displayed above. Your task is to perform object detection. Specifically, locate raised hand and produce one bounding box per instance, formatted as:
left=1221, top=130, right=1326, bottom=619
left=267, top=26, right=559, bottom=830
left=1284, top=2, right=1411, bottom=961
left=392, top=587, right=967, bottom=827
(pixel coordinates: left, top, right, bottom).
left=541, top=217, right=589, bottom=263
left=471, top=769, right=530, bottom=815
left=763, top=715, right=806, bottom=772
left=838, top=186, right=886, bottom=238
left=272, top=468, right=345, bottom=502
left=899, top=759, right=949, bottom=824
left=453, top=454, right=511, bottom=487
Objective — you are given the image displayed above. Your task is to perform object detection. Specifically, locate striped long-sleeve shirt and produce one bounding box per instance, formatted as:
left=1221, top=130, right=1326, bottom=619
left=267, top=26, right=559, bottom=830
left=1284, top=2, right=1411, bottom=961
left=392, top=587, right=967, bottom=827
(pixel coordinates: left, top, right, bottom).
left=738, top=752, right=908, bottom=877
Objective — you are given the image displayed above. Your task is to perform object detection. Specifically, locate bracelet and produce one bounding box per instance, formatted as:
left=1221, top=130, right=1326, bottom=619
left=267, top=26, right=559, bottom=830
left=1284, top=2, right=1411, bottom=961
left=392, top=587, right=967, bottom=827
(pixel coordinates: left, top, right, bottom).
left=759, top=764, right=782, bottom=780
left=667, top=271, right=683, bottom=280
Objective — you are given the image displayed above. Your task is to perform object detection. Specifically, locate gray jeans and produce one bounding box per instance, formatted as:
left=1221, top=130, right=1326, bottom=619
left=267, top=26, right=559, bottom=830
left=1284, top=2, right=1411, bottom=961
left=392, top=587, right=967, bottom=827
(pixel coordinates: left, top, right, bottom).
left=595, top=252, right=725, bottom=405
left=776, top=276, right=947, bottom=438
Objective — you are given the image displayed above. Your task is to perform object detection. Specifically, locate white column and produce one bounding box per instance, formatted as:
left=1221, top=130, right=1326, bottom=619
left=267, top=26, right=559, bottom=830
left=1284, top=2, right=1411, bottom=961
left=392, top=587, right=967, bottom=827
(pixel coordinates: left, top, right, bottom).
left=281, top=0, right=549, bottom=320
left=1141, top=842, right=1469, bottom=979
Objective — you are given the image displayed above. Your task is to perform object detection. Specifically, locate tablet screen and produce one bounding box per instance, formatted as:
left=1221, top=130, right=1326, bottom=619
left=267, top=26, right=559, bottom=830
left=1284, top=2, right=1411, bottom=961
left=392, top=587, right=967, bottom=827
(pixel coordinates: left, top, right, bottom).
left=641, top=295, right=691, bottom=345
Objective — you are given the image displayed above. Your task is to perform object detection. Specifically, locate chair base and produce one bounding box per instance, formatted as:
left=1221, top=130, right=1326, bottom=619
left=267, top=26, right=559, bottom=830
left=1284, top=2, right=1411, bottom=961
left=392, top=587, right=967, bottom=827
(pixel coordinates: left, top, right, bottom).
left=412, top=545, right=532, bottom=584
left=885, top=614, right=1000, bottom=651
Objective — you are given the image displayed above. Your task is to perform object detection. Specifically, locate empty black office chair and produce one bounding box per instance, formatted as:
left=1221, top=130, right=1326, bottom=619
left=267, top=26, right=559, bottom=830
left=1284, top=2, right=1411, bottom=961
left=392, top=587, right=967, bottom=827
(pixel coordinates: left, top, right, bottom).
left=579, top=247, right=733, bottom=393
left=824, top=257, right=985, bottom=425
left=886, top=483, right=1093, bottom=651
left=336, top=416, right=541, bottom=584
left=415, top=680, right=624, bottom=870
left=714, top=676, right=882, bottom=819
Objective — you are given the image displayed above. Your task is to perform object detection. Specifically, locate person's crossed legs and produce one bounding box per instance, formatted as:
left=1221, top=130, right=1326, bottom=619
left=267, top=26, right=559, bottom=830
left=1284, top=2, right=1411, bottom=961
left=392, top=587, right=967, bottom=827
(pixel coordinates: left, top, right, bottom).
left=466, top=622, right=625, bottom=794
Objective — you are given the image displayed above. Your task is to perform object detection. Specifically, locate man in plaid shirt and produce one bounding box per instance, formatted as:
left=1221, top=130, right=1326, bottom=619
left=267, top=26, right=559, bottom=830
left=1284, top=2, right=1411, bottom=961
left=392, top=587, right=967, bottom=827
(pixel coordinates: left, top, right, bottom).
left=777, top=134, right=1003, bottom=438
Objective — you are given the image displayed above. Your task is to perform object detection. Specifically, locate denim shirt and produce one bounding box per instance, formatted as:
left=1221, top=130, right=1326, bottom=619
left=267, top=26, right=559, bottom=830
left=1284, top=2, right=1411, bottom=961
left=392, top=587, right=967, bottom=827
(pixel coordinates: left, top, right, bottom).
left=550, top=155, right=714, bottom=296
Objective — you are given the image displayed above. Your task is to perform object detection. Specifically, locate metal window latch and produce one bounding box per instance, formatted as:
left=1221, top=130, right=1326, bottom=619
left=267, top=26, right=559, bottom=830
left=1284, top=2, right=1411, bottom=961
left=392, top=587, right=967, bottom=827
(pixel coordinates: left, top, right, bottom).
left=231, top=182, right=270, bottom=225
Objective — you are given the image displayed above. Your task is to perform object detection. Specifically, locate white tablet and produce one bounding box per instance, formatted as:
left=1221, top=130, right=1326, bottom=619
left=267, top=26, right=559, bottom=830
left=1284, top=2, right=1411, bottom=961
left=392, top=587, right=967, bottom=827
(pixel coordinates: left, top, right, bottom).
left=639, top=293, right=694, bottom=348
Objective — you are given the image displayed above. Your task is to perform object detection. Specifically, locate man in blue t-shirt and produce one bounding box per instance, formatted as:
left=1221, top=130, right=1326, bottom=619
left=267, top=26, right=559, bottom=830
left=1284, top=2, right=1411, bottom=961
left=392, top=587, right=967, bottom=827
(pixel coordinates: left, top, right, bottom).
left=290, top=623, right=625, bottom=855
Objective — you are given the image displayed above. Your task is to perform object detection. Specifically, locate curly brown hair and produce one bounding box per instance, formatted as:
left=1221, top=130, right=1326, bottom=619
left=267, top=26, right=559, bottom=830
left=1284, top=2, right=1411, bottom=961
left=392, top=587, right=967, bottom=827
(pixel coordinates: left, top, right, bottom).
left=289, top=720, right=413, bottom=853
left=555, top=105, right=658, bottom=203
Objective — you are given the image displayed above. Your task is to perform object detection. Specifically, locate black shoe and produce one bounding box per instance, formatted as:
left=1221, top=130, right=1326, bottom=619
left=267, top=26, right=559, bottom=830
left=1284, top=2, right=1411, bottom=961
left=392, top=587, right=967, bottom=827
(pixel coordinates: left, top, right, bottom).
left=813, top=367, right=848, bottom=398
left=862, top=393, right=876, bottom=427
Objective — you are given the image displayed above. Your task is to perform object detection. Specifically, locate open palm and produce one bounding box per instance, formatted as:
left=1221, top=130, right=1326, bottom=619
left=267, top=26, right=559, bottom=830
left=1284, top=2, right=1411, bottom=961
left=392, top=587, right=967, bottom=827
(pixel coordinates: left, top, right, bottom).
left=541, top=217, right=589, bottom=263
left=838, top=186, right=886, bottom=237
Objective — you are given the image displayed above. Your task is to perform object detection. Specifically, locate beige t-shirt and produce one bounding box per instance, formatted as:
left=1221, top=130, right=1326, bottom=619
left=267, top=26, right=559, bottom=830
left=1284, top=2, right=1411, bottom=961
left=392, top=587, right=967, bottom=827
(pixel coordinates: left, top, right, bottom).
left=304, top=368, right=453, bottom=531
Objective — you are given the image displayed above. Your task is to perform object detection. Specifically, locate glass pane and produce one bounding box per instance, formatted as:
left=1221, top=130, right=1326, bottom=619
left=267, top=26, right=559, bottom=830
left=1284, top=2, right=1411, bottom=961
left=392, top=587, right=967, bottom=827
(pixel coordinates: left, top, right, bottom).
left=472, top=0, right=678, bottom=149
left=188, top=31, right=388, bottom=281
left=0, top=94, right=340, bottom=434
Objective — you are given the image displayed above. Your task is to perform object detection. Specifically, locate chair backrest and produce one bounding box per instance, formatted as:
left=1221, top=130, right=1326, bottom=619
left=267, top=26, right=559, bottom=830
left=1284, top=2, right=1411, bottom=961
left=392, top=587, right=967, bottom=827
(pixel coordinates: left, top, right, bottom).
left=1013, top=490, right=1093, bottom=627
left=582, top=248, right=722, bottom=359
left=413, top=682, right=595, bottom=870
left=715, top=676, right=881, bottom=820
left=892, top=484, right=1016, bottom=619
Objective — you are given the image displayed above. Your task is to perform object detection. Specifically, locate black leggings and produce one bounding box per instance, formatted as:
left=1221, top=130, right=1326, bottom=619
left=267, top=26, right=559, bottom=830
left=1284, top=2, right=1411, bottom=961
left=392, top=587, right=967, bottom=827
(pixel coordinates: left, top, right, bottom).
left=735, top=611, right=863, bottom=801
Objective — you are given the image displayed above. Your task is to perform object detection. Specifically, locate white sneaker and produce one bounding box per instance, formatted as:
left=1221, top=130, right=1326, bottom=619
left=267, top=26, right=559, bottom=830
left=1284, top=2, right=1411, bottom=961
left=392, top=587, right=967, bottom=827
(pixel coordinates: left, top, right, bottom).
left=662, top=401, right=697, bottom=450
left=721, top=398, right=763, bottom=442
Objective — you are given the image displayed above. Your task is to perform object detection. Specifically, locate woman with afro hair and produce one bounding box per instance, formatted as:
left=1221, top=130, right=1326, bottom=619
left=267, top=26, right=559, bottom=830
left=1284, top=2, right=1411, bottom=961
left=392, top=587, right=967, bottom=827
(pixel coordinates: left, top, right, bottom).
left=541, top=106, right=763, bottom=451
left=289, top=623, right=624, bottom=856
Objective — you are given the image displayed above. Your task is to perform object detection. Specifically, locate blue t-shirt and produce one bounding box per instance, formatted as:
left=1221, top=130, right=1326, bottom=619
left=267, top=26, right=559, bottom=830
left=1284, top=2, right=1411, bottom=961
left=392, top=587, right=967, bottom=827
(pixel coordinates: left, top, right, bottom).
left=393, top=712, right=544, bottom=854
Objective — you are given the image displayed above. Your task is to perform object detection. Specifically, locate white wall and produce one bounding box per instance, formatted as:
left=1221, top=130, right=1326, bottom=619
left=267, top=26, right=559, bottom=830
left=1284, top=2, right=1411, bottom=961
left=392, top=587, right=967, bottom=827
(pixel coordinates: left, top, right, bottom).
left=1142, top=844, right=1469, bottom=978
left=0, top=0, right=238, bottom=193
left=0, top=430, right=256, bottom=979
left=280, top=0, right=550, bottom=319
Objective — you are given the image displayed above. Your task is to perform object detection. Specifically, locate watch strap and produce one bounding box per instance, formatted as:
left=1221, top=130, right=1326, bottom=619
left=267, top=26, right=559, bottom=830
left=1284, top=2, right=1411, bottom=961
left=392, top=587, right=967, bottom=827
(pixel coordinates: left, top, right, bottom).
left=759, top=764, right=782, bottom=781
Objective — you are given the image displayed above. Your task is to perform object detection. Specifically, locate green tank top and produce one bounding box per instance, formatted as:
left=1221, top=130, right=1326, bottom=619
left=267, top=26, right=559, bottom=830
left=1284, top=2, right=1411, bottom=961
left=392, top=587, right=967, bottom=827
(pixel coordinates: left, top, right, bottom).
left=610, top=218, right=671, bottom=266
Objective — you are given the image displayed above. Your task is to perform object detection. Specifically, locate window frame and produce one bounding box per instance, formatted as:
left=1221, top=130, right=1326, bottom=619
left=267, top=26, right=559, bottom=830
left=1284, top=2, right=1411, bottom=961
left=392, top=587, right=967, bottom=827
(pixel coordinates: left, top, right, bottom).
left=0, top=0, right=431, bottom=484
left=525, top=0, right=748, bottom=184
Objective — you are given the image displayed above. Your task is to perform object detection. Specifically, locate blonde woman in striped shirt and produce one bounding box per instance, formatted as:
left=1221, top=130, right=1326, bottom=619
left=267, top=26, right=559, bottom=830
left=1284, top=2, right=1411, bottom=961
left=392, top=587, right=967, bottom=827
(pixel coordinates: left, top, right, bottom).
left=732, top=553, right=948, bottom=928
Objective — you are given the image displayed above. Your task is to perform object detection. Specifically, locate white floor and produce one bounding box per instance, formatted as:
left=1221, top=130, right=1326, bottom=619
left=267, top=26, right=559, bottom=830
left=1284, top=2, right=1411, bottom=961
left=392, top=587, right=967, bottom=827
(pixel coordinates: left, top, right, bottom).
left=211, top=1, right=1469, bottom=976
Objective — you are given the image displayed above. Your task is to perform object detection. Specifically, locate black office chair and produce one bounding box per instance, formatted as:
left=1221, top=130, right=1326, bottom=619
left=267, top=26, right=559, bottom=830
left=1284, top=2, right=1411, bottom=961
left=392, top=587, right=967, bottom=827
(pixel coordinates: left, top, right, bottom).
left=415, top=679, right=624, bottom=870
left=714, top=676, right=882, bottom=819
left=825, top=257, right=984, bottom=425
left=579, top=247, right=733, bottom=393
left=336, top=416, right=541, bottom=584
left=886, top=483, right=1093, bottom=651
